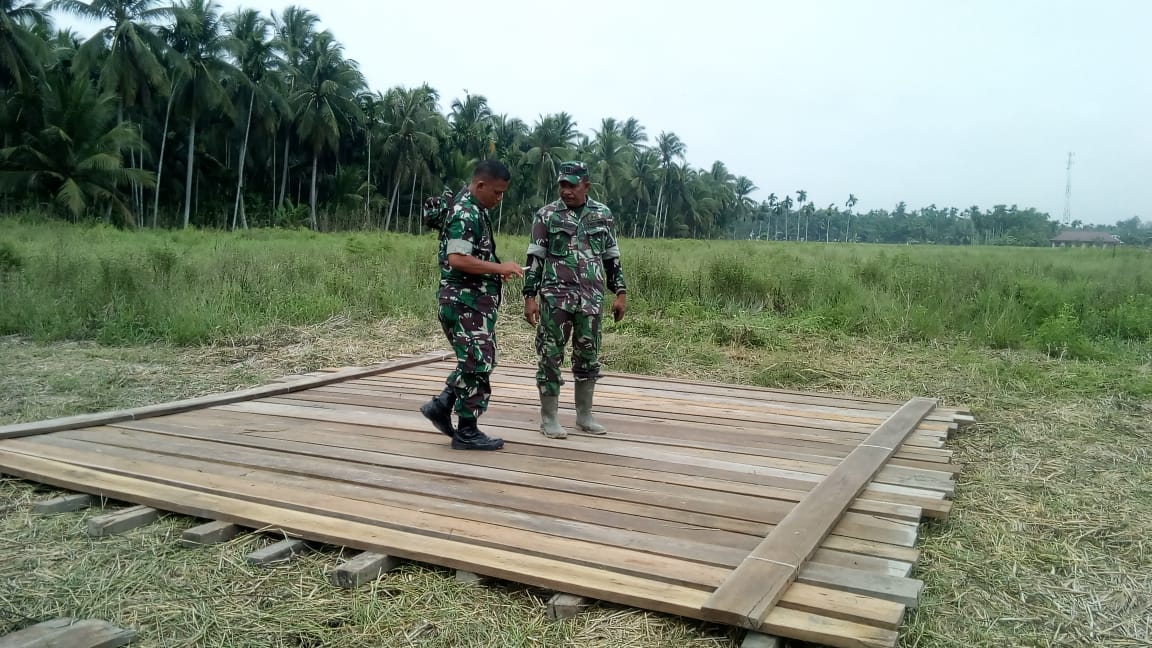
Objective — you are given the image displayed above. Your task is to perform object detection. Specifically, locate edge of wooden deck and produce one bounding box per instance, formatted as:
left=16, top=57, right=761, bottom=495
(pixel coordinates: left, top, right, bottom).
left=0, top=350, right=452, bottom=440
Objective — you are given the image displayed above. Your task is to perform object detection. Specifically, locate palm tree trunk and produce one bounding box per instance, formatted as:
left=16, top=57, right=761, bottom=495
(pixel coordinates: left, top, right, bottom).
left=233, top=91, right=256, bottom=230
left=271, top=135, right=277, bottom=212
left=845, top=214, right=852, bottom=243
left=182, top=119, right=197, bottom=228
left=386, top=172, right=402, bottom=230
left=152, top=89, right=175, bottom=227
left=407, top=170, right=418, bottom=233
left=278, top=133, right=290, bottom=208
left=129, top=146, right=138, bottom=225
left=309, top=153, right=319, bottom=230
left=416, top=176, right=424, bottom=230
left=653, top=183, right=664, bottom=238
left=365, top=131, right=371, bottom=221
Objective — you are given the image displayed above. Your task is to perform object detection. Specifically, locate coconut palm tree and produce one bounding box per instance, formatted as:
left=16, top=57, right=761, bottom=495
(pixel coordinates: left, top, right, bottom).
left=653, top=130, right=685, bottom=237
left=524, top=112, right=576, bottom=202
left=379, top=83, right=440, bottom=231
left=226, top=7, right=284, bottom=229
left=0, top=72, right=152, bottom=221
left=160, top=0, right=236, bottom=227
left=291, top=29, right=364, bottom=229
left=0, top=0, right=50, bottom=94
left=448, top=92, right=492, bottom=161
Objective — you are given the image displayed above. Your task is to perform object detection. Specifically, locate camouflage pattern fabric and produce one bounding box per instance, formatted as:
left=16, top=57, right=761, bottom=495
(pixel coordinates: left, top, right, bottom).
left=534, top=297, right=601, bottom=396
left=435, top=190, right=502, bottom=417
left=438, top=302, right=496, bottom=418
left=438, top=191, right=502, bottom=312
left=523, top=193, right=625, bottom=395
left=522, top=197, right=625, bottom=314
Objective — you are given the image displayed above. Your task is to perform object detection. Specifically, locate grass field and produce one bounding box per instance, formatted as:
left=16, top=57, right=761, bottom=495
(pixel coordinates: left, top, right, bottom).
left=1, top=218, right=1150, bottom=647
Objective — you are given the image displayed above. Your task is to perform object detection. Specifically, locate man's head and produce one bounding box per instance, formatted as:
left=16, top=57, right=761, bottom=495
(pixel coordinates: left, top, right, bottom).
left=468, top=159, right=511, bottom=209
left=556, top=160, right=590, bottom=209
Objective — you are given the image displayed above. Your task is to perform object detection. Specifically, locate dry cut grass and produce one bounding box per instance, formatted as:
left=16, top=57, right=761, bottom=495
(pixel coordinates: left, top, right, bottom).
left=2, top=315, right=1151, bottom=648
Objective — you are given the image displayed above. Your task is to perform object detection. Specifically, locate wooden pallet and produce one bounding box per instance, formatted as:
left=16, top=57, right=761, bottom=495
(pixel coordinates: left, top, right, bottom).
left=0, top=350, right=965, bottom=648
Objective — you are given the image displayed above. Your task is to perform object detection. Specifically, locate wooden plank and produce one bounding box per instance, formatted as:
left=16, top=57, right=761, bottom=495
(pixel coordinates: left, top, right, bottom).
left=261, top=393, right=956, bottom=467
left=90, top=421, right=922, bottom=549
left=27, top=431, right=921, bottom=597
left=329, top=552, right=399, bottom=588
left=359, top=373, right=947, bottom=427
left=284, top=390, right=957, bottom=492
left=402, top=363, right=967, bottom=426
left=319, top=380, right=952, bottom=438
left=86, top=505, right=159, bottom=537
left=7, top=439, right=920, bottom=626
left=205, top=401, right=953, bottom=515
left=180, top=520, right=243, bottom=547
left=4, top=439, right=735, bottom=589
left=0, top=451, right=898, bottom=648
left=0, top=617, right=136, bottom=648
left=247, top=538, right=309, bottom=565
left=277, top=386, right=950, bottom=450
left=194, top=405, right=939, bottom=521
left=0, top=351, right=451, bottom=440
left=701, top=397, right=936, bottom=628
left=547, top=593, right=589, bottom=620
left=33, top=493, right=95, bottom=514
left=403, top=362, right=907, bottom=408
left=796, top=563, right=923, bottom=608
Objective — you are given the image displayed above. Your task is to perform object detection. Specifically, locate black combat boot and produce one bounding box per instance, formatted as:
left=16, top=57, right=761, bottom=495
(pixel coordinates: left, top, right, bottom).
left=452, top=417, right=505, bottom=451
left=420, top=385, right=456, bottom=437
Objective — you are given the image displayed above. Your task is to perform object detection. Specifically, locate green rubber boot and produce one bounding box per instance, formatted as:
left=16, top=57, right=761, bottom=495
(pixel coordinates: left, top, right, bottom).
left=574, top=380, right=607, bottom=434
left=539, top=395, right=568, bottom=439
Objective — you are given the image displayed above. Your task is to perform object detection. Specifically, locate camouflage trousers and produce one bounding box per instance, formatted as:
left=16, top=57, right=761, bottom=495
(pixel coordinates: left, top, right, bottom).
left=437, top=302, right=497, bottom=419
left=534, top=298, right=602, bottom=397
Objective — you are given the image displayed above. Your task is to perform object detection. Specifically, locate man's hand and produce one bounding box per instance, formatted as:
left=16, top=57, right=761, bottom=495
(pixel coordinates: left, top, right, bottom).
left=611, top=293, right=627, bottom=322
left=498, top=261, right=525, bottom=280
left=524, top=297, right=540, bottom=327
left=447, top=254, right=525, bottom=280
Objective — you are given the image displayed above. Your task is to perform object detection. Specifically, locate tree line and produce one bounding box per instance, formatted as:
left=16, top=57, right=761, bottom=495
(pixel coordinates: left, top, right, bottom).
left=1, top=0, right=1144, bottom=245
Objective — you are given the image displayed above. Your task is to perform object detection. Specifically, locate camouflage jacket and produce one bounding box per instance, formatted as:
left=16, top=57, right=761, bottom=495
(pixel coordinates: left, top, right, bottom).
left=523, top=198, right=626, bottom=313
left=437, top=190, right=502, bottom=312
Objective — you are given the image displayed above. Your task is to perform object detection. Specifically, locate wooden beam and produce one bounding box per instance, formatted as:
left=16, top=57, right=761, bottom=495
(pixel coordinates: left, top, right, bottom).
left=86, top=506, right=160, bottom=537
left=33, top=493, right=96, bottom=514
left=796, top=562, right=923, bottom=608
left=739, top=632, right=784, bottom=648
left=180, top=520, right=244, bottom=547
left=246, top=538, right=309, bottom=565
left=328, top=552, right=399, bottom=588
left=701, top=397, right=937, bottom=628
left=0, top=351, right=452, bottom=440
left=547, top=593, right=588, bottom=620
left=0, top=617, right=136, bottom=648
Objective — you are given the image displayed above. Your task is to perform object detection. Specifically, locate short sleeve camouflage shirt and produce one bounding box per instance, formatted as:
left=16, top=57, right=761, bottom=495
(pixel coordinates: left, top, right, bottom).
left=437, top=191, right=502, bottom=312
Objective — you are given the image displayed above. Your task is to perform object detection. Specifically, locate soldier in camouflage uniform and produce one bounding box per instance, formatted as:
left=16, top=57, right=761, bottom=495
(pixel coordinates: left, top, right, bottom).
left=420, top=160, right=523, bottom=451
left=523, top=161, right=627, bottom=439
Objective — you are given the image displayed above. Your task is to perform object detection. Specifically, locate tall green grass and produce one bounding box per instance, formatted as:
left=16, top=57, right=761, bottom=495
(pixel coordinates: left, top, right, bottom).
left=2, top=217, right=1149, bottom=356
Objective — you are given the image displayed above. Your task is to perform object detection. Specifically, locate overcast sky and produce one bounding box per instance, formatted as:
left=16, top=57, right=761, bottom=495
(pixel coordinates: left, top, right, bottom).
left=55, top=0, right=1150, bottom=225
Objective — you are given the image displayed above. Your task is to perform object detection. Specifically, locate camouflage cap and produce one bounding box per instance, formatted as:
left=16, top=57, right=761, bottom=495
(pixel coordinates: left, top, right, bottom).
left=556, top=160, right=590, bottom=184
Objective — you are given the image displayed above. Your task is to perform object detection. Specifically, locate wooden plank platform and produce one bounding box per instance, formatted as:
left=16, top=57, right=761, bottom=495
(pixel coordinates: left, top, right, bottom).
left=0, top=351, right=963, bottom=648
